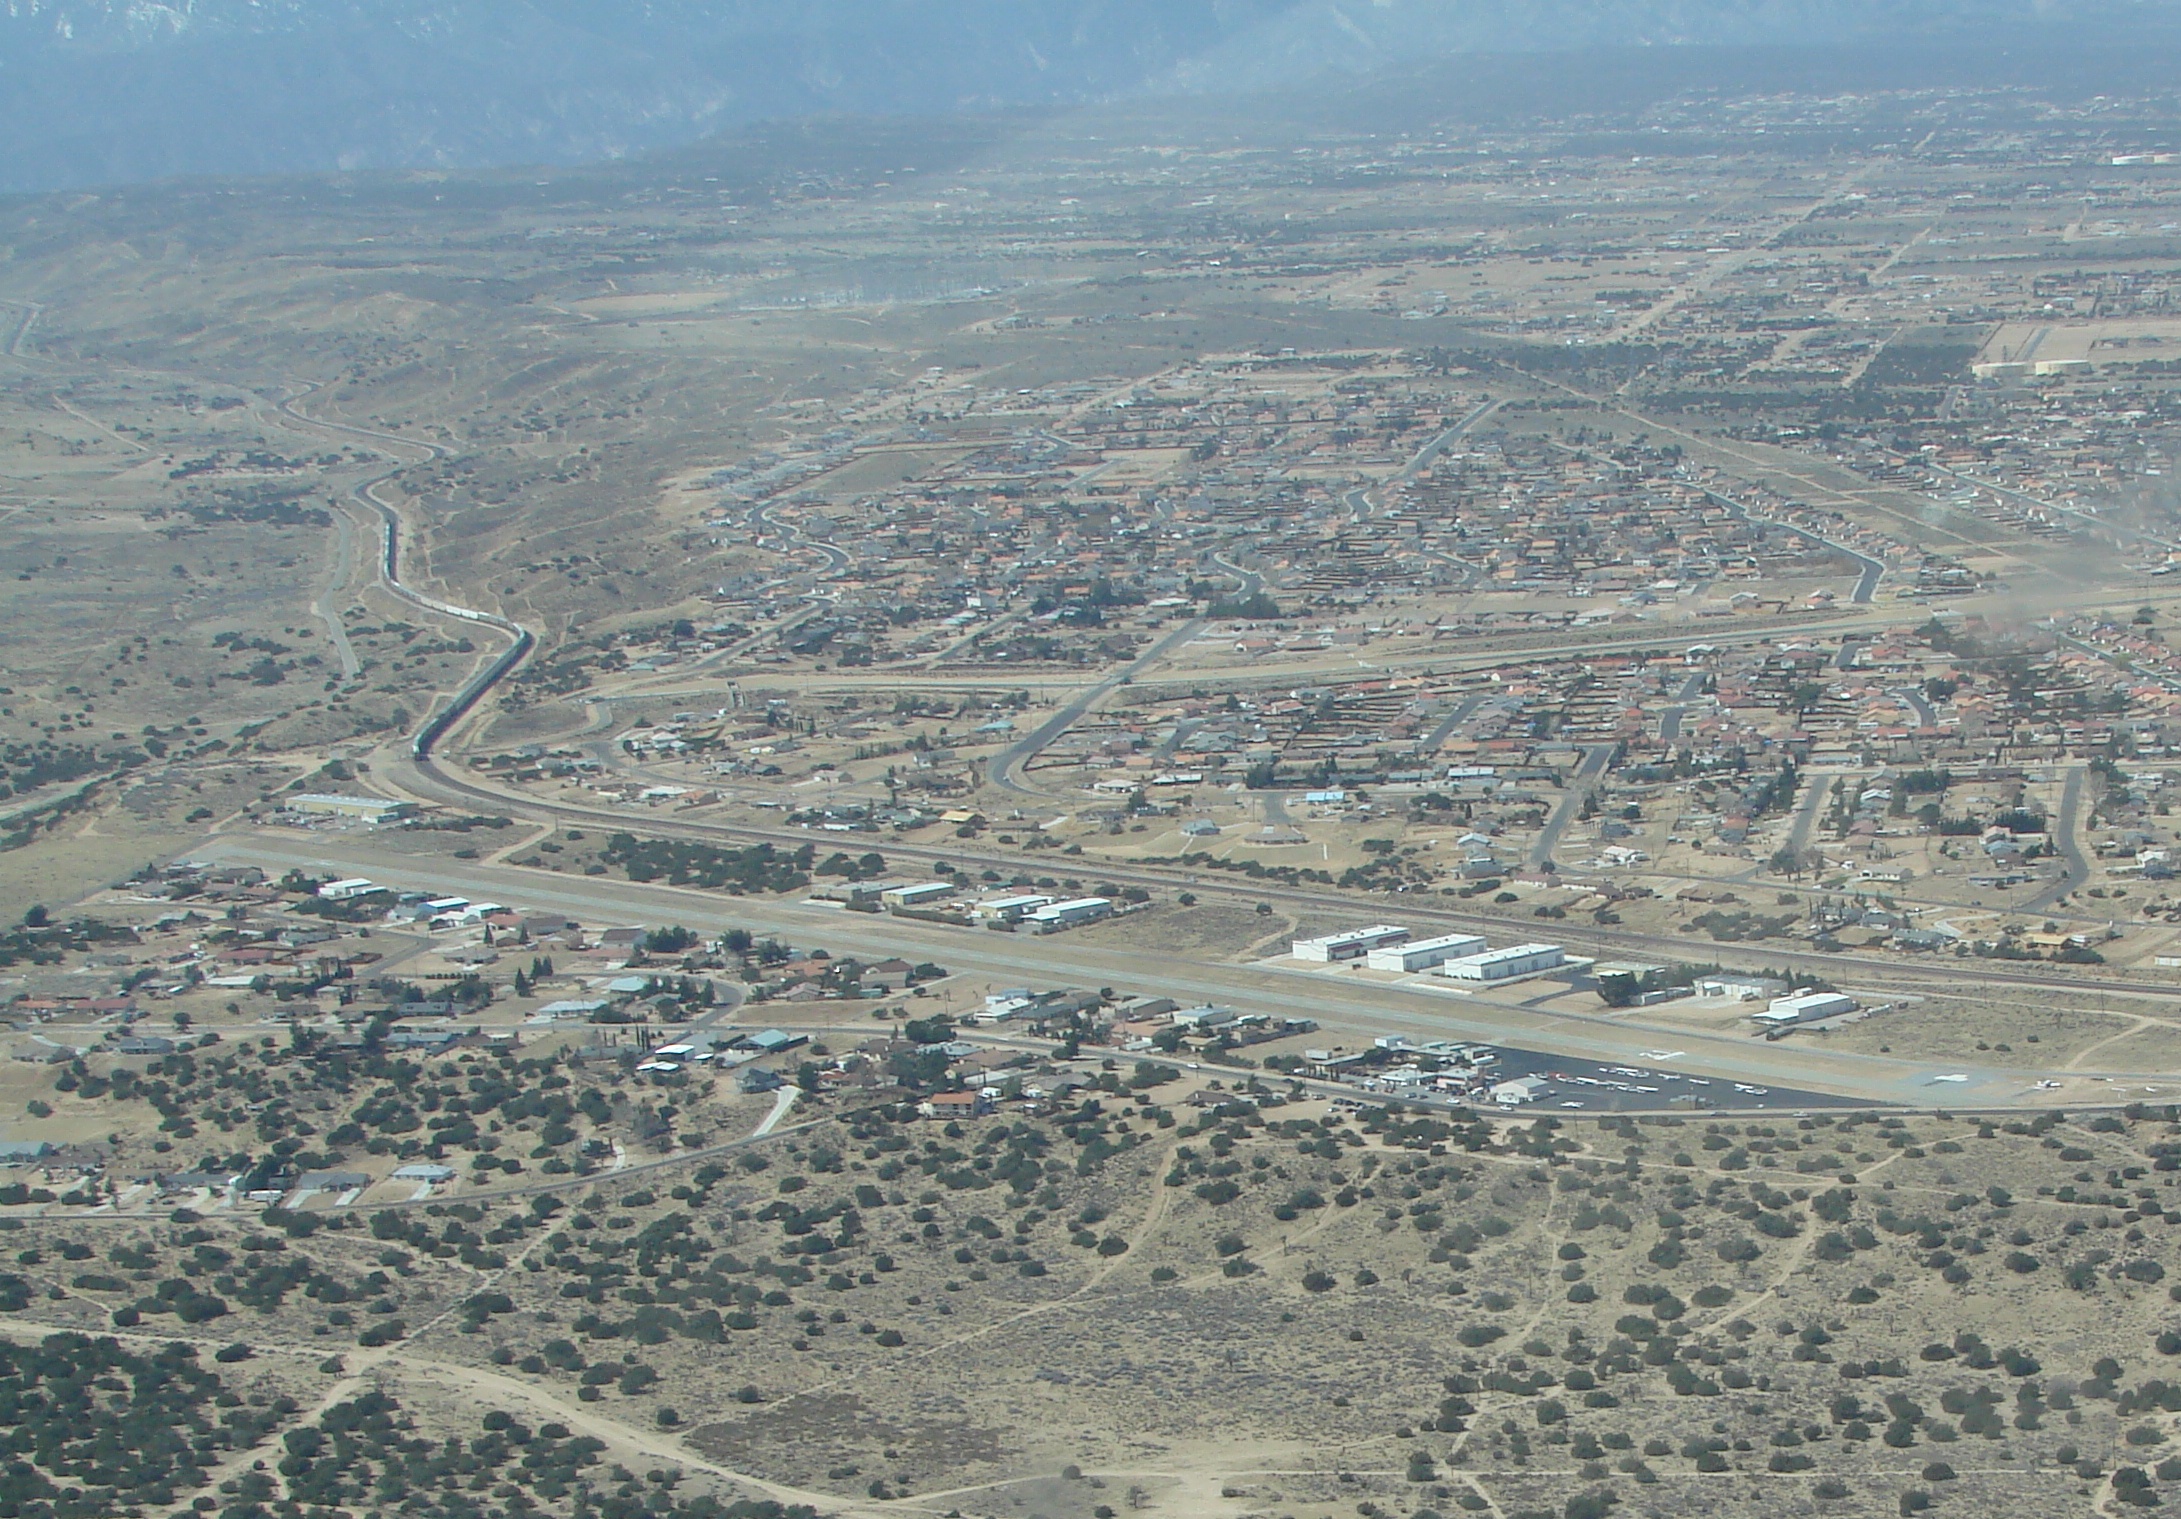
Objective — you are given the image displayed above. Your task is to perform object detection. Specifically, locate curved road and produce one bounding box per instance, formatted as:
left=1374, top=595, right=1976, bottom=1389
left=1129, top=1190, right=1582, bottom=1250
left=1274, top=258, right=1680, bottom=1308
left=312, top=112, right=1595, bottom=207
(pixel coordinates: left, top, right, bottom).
left=272, top=388, right=536, bottom=758
left=1343, top=397, right=1504, bottom=520
left=1695, top=486, right=1886, bottom=604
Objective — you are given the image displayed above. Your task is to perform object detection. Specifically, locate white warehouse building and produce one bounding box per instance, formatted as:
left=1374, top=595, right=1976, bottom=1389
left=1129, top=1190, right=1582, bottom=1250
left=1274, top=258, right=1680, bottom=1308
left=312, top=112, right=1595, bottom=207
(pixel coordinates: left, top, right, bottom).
left=1490, top=1075, right=1551, bottom=1106
left=1439, top=943, right=1566, bottom=982
left=1293, top=925, right=1411, bottom=962
left=1028, top=897, right=1113, bottom=931
left=1365, top=932, right=1487, bottom=974
left=882, top=881, right=957, bottom=909
left=972, top=894, right=1053, bottom=924
left=1758, top=989, right=1857, bottom=1025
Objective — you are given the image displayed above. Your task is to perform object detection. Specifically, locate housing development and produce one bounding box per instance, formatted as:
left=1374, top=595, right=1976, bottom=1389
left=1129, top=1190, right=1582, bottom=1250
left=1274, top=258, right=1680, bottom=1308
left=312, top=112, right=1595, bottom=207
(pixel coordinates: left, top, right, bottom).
left=11, top=40, right=2181, bottom=1519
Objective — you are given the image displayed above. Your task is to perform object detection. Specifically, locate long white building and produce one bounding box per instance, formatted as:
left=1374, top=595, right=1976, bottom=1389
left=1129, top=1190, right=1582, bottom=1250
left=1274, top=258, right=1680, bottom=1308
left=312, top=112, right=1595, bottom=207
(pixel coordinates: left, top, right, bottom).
left=1439, top=943, right=1566, bottom=982
left=972, top=894, right=1052, bottom=924
left=1757, top=989, right=1856, bottom=1024
left=1364, top=933, right=1487, bottom=973
left=1293, top=925, right=1411, bottom=962
left=1028, top=897, right=1113, bottom=931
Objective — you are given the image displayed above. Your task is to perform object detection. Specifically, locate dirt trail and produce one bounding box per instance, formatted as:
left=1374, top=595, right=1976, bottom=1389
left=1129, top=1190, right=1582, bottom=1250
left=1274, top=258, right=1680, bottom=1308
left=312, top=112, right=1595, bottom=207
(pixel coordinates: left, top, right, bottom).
left=402, top=1358, right=883, bottom=1516
left=1439, top=1181, right=1566, bottom=1506
left=778, top=1137, right=1190, bottom=1405
left=2066, top=1018, right=2158, bottom=1072
left=175, top=1209, right=559, bottom=1515
left=1683, top=1126, right=1970, bottom=1342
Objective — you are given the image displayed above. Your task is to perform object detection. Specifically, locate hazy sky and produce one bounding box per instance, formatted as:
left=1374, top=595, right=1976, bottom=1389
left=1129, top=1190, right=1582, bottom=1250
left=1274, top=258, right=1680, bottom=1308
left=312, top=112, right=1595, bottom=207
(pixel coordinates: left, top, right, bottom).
left=0, top=0, right=2167, bottom=191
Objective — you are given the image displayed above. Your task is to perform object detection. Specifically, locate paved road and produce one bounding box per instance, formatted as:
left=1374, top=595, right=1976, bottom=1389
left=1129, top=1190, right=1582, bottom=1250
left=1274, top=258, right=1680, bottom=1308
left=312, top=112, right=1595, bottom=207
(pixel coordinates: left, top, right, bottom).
left=750, top=497, right=850, bottom=577
left=1848, top=554, right=1885, bottom=605
left=1784, top=764, right=1849, bottom=860
left=192, top=832, right=2061, bottom=1110
left=1695, top=486, right=1885, bottom=604
left=1892, top=686, right=1938, bottom=729
left=1341, top=397, right=1504, bottom=521
left=1931, top=460, right=2181, bottom=557
left=669, top=479, right=856, bottom=675
left=616, top=604, right=1904, bottom=708
left=1423, top=693, right=1491, bottom=754
left=2022, top=764, right=2091, bottom=912
left=978, top=550, right=1265, bottom=797
left=986, top=616, right=1209, bottom=796
left=1656, top=672, right=1706, bottom=744
left=1528, top=744, right=1616, bottom=868
left=1404, top=398, right=1503, bottom=478
left=752, top=1087, right=801, bottom=1137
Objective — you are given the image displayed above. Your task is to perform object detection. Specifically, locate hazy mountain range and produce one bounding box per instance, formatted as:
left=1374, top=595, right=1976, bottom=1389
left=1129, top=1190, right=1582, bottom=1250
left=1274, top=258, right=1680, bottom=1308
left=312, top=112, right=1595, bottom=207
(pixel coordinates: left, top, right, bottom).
left=1, top=0, right=2175, bottom=192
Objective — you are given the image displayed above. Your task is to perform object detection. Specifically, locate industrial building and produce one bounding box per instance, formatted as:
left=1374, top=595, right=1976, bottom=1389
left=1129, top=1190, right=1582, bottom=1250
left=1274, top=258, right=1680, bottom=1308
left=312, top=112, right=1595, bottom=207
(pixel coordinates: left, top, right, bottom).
left=1756, top=989, right=1857, bottom=1025
left=1439, top=943, right=1567, bottom=982
left=1490, top=1075, right=1551, bottom=1106
left=972, top=894, right=1053, bottom=924
left=1293, top=925, right=1411, bottom=962
left=289, top=793, right=416, bottom=824
left=1697, top=975, right=1789, bottom=1002
left=881, top=881, right=957, bottom=909
left=1027, top=897, right=1113, bottom=931
left=1364, top=932, right=1487, bottom=974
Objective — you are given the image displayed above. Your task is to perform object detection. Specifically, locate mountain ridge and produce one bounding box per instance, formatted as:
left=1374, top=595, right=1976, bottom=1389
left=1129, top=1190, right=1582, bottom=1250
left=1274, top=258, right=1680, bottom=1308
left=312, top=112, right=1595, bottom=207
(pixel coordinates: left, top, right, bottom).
left=2, top=0, right=2175, bottom=192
